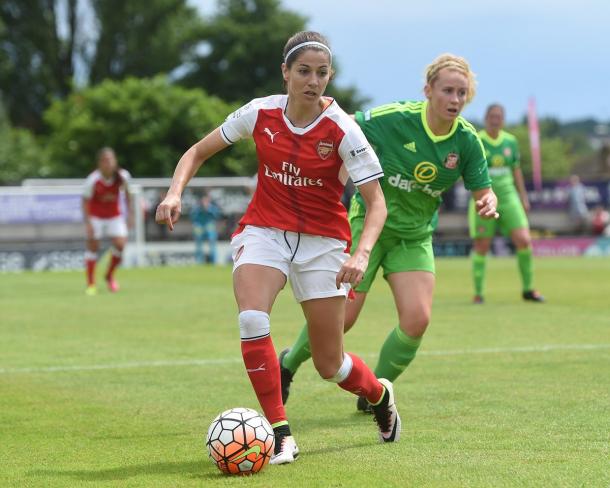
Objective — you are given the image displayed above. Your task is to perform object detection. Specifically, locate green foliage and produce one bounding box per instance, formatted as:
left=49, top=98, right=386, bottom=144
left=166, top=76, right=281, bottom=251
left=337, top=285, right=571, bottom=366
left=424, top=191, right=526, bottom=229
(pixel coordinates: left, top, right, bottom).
left=88, top=0, right=205, bottom=84
left=0, top=0, right=205, bottom=131
left=0, top=0, right=77, bottom=130
left=0, top=100, right=50, bottom=184
left=44, top=77, right=256, bottom=177
left=508, top=124, right=575, bottom=180
left=180, top=0, right=367, bottom=110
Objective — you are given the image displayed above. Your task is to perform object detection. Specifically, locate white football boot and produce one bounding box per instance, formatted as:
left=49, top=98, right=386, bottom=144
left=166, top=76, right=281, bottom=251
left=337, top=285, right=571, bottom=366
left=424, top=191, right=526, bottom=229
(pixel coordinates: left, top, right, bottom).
left=371, top=378, right=401, bottom=442
left=269, top=434, right=299, bottom=465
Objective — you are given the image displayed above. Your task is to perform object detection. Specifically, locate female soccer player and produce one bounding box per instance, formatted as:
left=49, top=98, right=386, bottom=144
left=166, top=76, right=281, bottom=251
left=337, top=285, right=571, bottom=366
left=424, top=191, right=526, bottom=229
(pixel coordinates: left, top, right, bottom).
left=279, top=54, right=499, bottom=412
left=83, top=147, right=132, bottom=295
left=470, top=104, right=544, bottom=303
left=156, top=31, right=400, bottom=465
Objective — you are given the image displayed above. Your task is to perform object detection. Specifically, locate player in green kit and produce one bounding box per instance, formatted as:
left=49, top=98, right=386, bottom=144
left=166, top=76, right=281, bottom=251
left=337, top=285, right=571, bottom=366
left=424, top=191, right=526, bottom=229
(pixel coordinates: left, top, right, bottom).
left=469, top=104, right=544, bottom=303
left=279, top=54, right=499, bottom=412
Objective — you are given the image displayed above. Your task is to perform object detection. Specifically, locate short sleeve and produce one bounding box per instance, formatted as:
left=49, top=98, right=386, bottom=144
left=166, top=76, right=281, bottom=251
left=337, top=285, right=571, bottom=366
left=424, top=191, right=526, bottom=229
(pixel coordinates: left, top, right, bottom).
left=220, top=99, right=261, bottom=145
left=338, top=120, right=383, bottom=186
left=354, top=109, right=385, bottom=150
left=83, top=173, right=96, bottom=198
left=461, top=133, right=492, bottom=191
left=119, top=169, right=132, bottom=191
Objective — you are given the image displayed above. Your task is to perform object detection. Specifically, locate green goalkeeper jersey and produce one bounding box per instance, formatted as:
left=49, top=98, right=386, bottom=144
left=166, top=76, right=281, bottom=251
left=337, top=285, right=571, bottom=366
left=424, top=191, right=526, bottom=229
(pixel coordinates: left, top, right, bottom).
left=479, top=129, right=520, bottom=199
left=352, top=100, right=491, bottom=241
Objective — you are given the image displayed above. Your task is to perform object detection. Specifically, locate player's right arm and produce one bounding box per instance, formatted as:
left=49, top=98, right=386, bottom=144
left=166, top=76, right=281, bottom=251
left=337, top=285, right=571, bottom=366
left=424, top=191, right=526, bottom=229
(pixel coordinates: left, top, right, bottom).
left=156, top=128, right=229, bottom=230
left=157, top=99, right=261, bottom=230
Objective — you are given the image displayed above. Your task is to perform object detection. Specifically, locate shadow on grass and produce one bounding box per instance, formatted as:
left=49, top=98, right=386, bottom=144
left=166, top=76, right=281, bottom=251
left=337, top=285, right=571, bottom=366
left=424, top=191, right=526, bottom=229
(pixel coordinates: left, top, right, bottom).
left=29, top=460, right=222, bottom=482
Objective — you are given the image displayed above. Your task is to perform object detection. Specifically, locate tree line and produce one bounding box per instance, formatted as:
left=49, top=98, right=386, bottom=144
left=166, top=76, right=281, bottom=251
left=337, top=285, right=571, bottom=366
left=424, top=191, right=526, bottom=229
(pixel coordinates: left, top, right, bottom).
left=0, top=0, right=596, bottom=184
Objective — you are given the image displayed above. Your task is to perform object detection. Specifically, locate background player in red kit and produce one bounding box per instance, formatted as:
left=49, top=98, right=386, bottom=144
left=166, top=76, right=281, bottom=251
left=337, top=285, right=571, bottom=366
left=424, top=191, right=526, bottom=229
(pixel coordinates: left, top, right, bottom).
left=156, top=31, right=400, bottom=464
left=82, top=147, right=132, bottom=295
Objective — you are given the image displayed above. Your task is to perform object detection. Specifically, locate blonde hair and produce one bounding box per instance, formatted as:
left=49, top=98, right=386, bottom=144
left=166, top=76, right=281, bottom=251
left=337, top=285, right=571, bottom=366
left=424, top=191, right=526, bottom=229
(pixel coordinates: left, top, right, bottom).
left=425, top=53, right=477, bottom=103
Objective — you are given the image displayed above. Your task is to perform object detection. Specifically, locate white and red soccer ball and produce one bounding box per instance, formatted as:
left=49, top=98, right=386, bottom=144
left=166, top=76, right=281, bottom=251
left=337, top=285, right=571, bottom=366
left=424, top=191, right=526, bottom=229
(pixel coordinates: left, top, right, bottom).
left=206, top=407, right=275, bottom=475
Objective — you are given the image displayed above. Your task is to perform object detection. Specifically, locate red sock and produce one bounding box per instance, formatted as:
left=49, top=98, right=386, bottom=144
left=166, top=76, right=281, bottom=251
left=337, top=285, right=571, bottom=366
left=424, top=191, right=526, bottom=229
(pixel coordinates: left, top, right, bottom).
left=86, top=259, right=96, bottom=286
left=241, top=336, right=286, bottom=425
left=106, top=254, right=122, bottom=280
left=338, top=353, right=384, bottom=404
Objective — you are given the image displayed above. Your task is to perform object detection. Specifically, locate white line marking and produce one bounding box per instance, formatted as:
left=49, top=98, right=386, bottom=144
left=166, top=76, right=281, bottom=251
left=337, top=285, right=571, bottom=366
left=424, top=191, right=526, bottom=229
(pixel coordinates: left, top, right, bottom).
left=1, top=344, right=608, bottom=375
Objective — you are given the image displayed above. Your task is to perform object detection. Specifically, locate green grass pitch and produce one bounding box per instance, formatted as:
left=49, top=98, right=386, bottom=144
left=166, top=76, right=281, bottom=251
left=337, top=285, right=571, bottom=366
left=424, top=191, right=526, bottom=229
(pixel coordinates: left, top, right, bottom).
left=1, top=257, right=609, bottom=487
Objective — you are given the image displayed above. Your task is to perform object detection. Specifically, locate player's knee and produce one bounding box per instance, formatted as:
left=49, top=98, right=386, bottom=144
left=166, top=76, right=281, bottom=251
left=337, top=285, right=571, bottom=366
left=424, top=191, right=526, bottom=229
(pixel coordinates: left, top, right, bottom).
left=473, top=240, right=490, bottom=254
left=87, top=240, right=99, bottom=252
left=318, top=353, right=352, bottom=382
left=399, top=309, right=430, bottom=337
left=312, top=352, right=344, bottom=380
left=238, top=310, right=270, bottom=341
left=514, top=232, right=531, bottom=249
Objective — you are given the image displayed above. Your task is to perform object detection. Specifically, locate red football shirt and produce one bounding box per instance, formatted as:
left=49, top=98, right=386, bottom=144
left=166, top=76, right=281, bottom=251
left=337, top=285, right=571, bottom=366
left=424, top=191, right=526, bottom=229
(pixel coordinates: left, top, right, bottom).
left=220, top=95, right=383, bottom=242
left=83, top=169, right=131, bottom=219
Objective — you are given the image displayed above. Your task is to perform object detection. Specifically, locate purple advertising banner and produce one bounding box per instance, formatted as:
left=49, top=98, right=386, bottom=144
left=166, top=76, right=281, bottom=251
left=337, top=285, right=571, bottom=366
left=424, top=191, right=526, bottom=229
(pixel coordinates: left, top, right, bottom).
left=526, top=181, right=610, bottom=209
left=453, top=180, right=610, bottom=210
left=0, top=194, right=84, bottom=224
left=532, top=237, right=597, bottom=257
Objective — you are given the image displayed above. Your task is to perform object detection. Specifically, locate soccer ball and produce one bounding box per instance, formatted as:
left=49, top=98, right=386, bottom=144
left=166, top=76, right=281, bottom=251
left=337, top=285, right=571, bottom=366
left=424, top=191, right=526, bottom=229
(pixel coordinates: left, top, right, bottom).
left=206, top=407, right=275, bottom=475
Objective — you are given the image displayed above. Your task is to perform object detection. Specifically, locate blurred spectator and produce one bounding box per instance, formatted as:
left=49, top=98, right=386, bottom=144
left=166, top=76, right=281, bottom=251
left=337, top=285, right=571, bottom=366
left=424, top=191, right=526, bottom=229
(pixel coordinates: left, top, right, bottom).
left=567, top=175, right=588, bottom=234
left=591, top=205, right=609, bottom=236
left=190, top=193, right=221, bottom=263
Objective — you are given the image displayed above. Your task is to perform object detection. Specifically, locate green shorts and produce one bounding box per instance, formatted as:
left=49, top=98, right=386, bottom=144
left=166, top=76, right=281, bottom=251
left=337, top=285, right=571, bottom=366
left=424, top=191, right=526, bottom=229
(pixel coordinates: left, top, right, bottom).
left=350, top=215, right=435, bottom=293
left=468, top=192, right=528, bottom=239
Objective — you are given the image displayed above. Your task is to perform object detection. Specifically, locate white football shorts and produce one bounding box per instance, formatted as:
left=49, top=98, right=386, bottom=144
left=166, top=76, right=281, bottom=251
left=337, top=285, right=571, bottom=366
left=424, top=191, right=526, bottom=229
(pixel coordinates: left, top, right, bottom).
left=231, top=225, right=350, bottom=303
left=90, top=216, right=128, bottom=240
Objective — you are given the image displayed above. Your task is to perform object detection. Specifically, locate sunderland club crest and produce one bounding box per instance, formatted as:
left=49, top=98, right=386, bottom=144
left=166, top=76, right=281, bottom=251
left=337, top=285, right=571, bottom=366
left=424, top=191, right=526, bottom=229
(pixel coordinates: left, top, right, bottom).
left=444, top=152, right=459, bottom=169
left=316, top=140, right=334, bottom=160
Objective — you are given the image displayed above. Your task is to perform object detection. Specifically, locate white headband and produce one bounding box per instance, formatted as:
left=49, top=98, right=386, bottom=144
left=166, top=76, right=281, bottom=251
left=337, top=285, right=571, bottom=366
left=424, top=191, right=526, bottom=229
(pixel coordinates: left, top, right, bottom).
left=284, top=41, right=332, bottom=63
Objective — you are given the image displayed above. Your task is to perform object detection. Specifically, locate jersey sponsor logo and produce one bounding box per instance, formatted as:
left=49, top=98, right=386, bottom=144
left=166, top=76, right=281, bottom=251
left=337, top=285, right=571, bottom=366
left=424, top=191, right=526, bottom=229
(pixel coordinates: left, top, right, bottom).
left=388, top=173, right=443, bottom=198
left=264, top=162, right=323, bottom=187
left=503, top=147, right=512, bottom=157
left=491, top=155, right=505, bottom=167
left=413, top=162, right=438, bottom=184
left=403, top=141, right=416, bottom=153
left=444, top=153, right=459, bottom=169
left=349, top=144, right=370, bottom=158
left=263, top=127, right=280, bottom=143
left=316, top=139, right=334, bottom=160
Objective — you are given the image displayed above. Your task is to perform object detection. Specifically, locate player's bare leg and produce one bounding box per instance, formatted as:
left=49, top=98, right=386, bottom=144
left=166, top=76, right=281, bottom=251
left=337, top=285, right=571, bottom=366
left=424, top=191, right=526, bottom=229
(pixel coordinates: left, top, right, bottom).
left=511, top=227, right=544, bottom=302
left=472, top=237, right=492, bottom=303
left=303, top=296, right=401, bottom=442
left=279, top=291, right=367, bottom=404
left=84, top=237, right=99, bottom=295
left=105, top=236, right=126, bottom=292
left=233, top=264, right=297, bottom=464
left=370, top=271, right=434, bottom=382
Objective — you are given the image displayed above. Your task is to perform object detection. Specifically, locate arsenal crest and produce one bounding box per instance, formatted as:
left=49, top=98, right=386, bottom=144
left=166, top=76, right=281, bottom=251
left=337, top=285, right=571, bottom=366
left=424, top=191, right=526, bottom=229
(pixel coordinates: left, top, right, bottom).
left=444, top=152, right=459, bottom=169
left=316, top=140, right=334, bottom=160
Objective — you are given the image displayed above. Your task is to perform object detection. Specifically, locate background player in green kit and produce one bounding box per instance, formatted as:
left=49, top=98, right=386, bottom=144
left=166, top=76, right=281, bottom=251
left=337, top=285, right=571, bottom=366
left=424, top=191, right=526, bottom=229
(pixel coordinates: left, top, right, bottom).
left=469, top=104, right=545, bottom=303
left=279, top=54, right=500, bottom=412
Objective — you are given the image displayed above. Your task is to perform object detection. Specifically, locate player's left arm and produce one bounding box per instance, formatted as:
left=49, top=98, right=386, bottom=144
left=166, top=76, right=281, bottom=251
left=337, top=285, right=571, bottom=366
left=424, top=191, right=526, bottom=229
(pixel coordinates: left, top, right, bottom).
left=336, top=180, right=386, bottom=288
left=463, top=132, right=498, bottom=220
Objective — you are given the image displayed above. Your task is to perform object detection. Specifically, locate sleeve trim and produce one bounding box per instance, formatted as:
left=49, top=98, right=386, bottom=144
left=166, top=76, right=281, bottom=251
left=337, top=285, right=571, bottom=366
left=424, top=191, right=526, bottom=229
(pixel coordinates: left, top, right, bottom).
left=220, top=126, right=235, bottom=145
left=353, top=171, right=384, bottom=185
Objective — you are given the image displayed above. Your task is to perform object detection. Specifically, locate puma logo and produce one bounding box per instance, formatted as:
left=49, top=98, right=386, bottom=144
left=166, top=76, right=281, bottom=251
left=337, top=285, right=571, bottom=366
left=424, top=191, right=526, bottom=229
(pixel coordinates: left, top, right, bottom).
left=264, top=128, right=280, bottom=143
left=246, top=363, right=266, bottom=373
